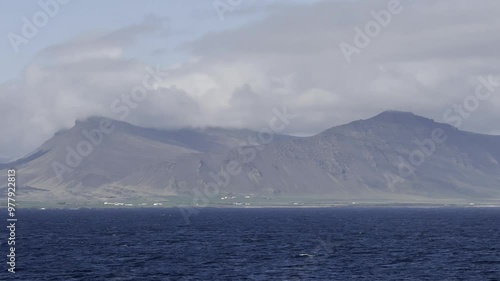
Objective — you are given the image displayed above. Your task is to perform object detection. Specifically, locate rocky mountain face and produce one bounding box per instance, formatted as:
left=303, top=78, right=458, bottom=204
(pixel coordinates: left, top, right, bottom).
left=2, top=111, right=500, bottom=201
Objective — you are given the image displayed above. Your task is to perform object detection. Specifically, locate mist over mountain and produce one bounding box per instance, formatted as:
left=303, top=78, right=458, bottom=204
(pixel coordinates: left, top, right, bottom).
left=2, top=111, right=500, bottom=202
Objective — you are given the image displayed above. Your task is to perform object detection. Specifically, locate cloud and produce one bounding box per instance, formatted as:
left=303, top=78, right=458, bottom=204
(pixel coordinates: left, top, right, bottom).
left=2, top=0, right=500, bottom=159
left=37, top=14, right=170, bottom=64
left=0, top=16, right=172, bottom=158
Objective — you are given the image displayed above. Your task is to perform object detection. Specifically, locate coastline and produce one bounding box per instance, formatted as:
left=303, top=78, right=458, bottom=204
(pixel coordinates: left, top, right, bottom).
left=8, top=200, right=500, bottom=210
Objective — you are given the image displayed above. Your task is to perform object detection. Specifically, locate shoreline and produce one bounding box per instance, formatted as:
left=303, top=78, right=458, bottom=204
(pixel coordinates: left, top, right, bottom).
left=10, top=202, right=500, bottom=210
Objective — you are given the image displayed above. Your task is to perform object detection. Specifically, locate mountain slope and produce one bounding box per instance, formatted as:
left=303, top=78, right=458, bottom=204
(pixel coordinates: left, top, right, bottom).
left=221, top=111, right=500, bottom=199
left=2, top=111, right=500, bottom=201
left=1, top=117, right=289, bottom=200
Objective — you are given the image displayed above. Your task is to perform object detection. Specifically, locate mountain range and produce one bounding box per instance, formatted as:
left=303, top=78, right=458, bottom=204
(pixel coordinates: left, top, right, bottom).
left=2, top=111, right=500, bottom=203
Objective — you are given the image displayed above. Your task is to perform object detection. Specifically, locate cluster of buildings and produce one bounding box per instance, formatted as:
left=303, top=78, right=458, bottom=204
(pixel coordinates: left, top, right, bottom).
left=103, top=202, right=163, bottom=206
left=233, top=202, right=251, bottom=206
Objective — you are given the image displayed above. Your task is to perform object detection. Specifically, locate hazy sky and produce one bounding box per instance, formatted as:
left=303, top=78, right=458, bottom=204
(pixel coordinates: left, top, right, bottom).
left=1, top=0, right=500, bottom=159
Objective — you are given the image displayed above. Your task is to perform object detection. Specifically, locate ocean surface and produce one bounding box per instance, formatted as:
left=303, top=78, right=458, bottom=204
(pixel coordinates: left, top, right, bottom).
left=4, top=207, right=500, bottom=280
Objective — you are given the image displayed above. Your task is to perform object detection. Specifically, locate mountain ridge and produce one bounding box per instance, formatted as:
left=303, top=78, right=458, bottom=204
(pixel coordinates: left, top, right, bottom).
left=2, top=111, right=500, bottom=202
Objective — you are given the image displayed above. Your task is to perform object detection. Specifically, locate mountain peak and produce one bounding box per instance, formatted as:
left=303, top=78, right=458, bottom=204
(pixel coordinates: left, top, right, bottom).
left=376, top=110, right=415, bottom=117
left=75, top=116, right=114, bottom=126
left=370, top=110, right=434, bottom=125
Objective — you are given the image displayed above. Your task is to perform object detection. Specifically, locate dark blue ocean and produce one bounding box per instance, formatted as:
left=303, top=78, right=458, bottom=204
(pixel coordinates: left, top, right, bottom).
left=3, top=208, right=500, bottom=280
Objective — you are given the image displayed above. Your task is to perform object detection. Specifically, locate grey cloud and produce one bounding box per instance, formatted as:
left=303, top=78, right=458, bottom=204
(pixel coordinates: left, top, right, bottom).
left=184, top=0, right=500, bottom=132
left=37, top=15, right=170, bottom=63
left=2, top=0, right=500, bottom=159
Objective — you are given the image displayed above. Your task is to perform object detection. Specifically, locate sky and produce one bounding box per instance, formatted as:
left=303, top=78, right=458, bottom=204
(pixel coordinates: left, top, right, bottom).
left=1, top=0, right=500, bottom=160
